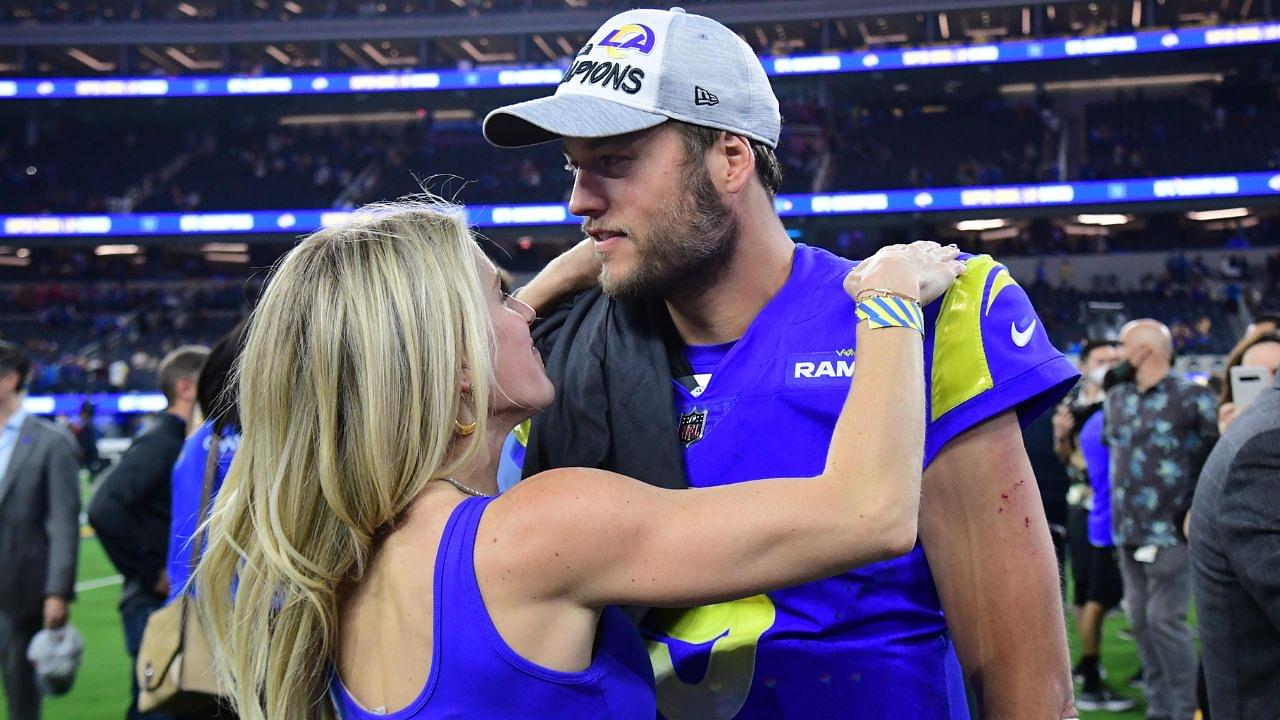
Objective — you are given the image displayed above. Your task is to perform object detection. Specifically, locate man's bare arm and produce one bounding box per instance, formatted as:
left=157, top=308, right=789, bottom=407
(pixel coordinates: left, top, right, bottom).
left=920, top=411, right=1077, bottom=719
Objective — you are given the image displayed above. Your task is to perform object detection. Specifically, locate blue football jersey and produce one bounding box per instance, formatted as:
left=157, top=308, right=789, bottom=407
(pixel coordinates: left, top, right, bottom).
left=644, top=244, right=1078, bottom=719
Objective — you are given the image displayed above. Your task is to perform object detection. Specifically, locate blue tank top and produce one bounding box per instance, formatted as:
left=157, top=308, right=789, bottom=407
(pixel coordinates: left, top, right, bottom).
left=330, top=495, right=656, bottom=719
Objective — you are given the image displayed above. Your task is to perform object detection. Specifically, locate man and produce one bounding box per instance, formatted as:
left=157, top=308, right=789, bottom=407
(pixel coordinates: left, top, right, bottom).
left=1190, top=367, right=1280, bottom=719
left=1104, top=320, right=1217, bottom=720
left=485, top=8, right=1080, bottom=718
left=1052, top=340, right=1133, bottom=710
left=0, top=342, right=80, bottom=720
left=89, top=345, right=208, bottom=720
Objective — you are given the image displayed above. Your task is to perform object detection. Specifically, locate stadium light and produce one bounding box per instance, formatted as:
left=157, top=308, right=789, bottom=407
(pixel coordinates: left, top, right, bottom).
left=201, top=242, right=249, bottom=253
left=1001, top=73, right=1224, bottom=94
left=205, top=252, right=251, bottom=264
left=1186, top=207, right=1250, bottom=221
left=95, top=244, right=141, bottom=256
left=955, top=218, right=1007, bottom=231
left=279, top=111, right=424, bottom=126
left=1075, top=213, right=1132, bottom=226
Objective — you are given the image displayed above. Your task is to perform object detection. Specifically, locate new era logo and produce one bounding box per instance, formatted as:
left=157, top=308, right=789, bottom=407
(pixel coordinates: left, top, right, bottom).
left=694, top=86, right=719, bottom=106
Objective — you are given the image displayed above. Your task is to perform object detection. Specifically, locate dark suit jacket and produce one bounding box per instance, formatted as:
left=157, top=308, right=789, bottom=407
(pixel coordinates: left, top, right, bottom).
left=1191, top=379, right=1280, bottom=720
left=88, top=412, right=185, bottom=599
left=521, top=286, right=687, bottom=490
left=0, top=414, right=81, bottom=620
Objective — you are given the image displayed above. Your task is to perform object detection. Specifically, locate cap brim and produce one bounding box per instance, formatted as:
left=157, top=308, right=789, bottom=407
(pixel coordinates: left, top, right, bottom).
left=483, top=94, right=668, bottom=148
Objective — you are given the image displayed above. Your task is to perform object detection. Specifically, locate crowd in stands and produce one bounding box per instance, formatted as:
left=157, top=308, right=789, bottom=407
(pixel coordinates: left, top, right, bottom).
left=1082, top=87, right=1280, bottom=180
left=828, top=97, right=1053, bottom=191
left=5, top=242, right=1277, bottom=396
left=0, top=96, right=1068, bottom=214
left=0, top=281, right=253, bottom=395
left=6, top=76, right=1278, bottom=217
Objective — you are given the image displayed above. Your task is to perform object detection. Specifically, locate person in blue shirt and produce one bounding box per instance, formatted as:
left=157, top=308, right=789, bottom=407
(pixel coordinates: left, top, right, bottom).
left=487, top=7, right=1080, bottom=718
left=166, top=322, right=246, bottom=600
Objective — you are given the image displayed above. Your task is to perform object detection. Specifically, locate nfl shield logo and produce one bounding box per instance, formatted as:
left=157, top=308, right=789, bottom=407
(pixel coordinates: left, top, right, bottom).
left=679, top=408, right=707, bottom=447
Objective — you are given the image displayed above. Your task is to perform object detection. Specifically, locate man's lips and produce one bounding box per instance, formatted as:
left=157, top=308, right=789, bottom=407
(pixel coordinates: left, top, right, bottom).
left=590, top=231, right=627, bottom=251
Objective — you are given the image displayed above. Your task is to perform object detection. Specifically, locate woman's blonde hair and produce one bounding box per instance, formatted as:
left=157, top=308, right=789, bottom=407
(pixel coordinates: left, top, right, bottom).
left=193, top=199, right=494, bottom=719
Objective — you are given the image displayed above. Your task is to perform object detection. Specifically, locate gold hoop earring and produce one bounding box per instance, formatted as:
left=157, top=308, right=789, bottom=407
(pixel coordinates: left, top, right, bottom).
left=454, top=418, right=478, bottom=437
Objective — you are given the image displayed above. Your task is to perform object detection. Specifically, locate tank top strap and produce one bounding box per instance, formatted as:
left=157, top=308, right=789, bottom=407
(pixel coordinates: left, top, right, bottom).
left=434, top=494, right=498, bottom=654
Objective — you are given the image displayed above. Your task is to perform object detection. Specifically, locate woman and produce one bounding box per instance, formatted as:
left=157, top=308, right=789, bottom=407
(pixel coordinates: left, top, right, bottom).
left=193, top=201, right=963, bottom=719
left=1216, top=330, right=1280, bottom=433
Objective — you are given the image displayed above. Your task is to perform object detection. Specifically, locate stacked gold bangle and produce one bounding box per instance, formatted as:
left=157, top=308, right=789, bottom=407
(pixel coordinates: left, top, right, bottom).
left=855, top=288, right=924, bottom=333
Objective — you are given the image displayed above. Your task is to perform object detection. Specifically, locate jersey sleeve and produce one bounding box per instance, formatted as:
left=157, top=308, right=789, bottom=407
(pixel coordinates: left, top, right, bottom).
left=923, top=254, right=1080, bottom=464
left=496, top=420, right=531, bottom=493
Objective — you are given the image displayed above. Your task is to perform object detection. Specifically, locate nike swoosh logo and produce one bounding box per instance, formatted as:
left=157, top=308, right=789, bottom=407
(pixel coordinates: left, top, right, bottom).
left=1011, top=319, right=1037, bottom=348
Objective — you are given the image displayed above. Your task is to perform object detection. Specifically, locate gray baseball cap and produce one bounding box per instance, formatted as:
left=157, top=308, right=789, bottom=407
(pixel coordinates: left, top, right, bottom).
left=483, top=7, right=780, bottom=149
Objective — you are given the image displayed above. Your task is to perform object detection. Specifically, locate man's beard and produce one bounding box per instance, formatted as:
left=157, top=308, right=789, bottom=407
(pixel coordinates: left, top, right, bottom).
left=593, top=163, right=739, bottom=302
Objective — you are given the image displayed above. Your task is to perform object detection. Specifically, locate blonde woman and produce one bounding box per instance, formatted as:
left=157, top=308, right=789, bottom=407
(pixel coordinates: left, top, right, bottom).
left=193, top=201, right=963, bottom=719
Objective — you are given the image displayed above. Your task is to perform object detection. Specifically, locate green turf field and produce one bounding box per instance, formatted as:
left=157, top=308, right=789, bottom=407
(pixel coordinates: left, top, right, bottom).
left=41, top=536, right=133, bottom=720
left=27, top=534, right=1182, bottom=719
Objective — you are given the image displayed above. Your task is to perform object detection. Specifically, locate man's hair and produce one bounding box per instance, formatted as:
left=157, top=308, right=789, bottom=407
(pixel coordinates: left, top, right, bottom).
left=1080, top=339, right=1117, bottom=364
left=157, top=345, right=211, bottom=405
left=0, top=341, right=31, bottom=393
left=671, top=121, right=783, bottom=198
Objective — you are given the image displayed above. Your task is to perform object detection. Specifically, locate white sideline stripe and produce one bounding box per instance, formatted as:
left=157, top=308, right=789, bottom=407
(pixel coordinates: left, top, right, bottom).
left=75, top=575, right=123, bottom=592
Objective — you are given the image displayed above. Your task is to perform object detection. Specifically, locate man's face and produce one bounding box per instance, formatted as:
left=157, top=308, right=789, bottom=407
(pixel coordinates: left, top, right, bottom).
left=1080, top=345, right=1119, bottom=387
left=1118, top=331, right=1151, bottom=369
left=0, top=370, right=18, bottom=404
left=563, top=123, right=739, bottom=301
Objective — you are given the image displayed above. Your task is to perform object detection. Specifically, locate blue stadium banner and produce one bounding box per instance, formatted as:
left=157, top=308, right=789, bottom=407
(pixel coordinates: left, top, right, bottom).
left=3, top=172, right=1278, bottom=238
left=23, top=392, right=168, bottom=416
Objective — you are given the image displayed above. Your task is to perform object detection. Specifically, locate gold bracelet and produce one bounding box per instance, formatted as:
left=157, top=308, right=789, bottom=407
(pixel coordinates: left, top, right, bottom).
left=855, top=287, right=920, bottom=305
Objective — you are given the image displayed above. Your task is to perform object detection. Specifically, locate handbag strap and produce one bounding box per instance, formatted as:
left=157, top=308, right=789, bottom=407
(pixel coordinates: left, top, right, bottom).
left=190, top=428, right=222, bottom=570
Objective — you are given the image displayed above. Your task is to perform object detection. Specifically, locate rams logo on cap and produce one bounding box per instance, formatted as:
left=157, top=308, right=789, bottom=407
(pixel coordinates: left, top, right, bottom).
left=600, top=23, right=656, bottom=58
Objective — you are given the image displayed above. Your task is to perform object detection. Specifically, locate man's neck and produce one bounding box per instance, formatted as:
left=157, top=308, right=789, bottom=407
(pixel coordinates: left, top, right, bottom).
left=664, top=212, right=794, bottom=346
left=167, top=403, right=193, bottom=427
left=1136, top=362, right=1171, bottom=392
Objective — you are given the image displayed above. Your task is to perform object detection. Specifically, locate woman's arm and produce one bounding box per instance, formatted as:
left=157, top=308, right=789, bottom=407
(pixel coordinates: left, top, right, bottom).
left=482, top=243, right=963, bottom=609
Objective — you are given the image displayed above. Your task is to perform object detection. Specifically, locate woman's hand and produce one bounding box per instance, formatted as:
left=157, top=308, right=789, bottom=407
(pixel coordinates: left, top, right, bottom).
left=844, top=241, right=966, bottom=307
left=1217, top=401, right=1240, bottom=435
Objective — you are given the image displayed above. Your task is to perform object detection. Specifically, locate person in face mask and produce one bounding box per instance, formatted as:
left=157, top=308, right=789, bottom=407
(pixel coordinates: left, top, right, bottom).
left=1052, top=340, right=1132, bottom=710
left=1103, top=319, right=1219, bottom=720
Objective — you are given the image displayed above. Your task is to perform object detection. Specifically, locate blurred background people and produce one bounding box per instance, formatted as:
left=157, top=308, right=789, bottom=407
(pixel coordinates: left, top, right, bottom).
left=1104, top=320, right=1218, bottom=720
left=88, top=345, right=208, bottom=720
left=0, top=341, right=81, bottom=720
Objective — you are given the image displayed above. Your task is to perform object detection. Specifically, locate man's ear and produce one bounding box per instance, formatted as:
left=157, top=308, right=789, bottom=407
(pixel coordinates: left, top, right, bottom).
left=720, top=133, right=755, bottom=195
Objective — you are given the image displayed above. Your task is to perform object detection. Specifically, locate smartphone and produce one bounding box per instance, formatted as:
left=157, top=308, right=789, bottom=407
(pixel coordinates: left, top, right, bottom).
left=1230, top=365, right=1270, bottom=411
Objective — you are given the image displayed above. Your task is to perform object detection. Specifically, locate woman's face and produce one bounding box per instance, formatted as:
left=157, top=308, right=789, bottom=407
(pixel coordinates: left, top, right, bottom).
left=1241, top=340, right=1280, bottom=381
left=472, top=246, right=555, bottom=421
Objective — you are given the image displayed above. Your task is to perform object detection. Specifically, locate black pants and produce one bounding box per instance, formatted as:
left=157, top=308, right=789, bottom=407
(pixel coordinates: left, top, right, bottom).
left=0, top=611, right=42, bottom=720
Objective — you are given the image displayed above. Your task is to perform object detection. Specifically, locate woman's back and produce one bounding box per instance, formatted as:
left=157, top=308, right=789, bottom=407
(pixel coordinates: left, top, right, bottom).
left=331, top=495, right=656, bottom=719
